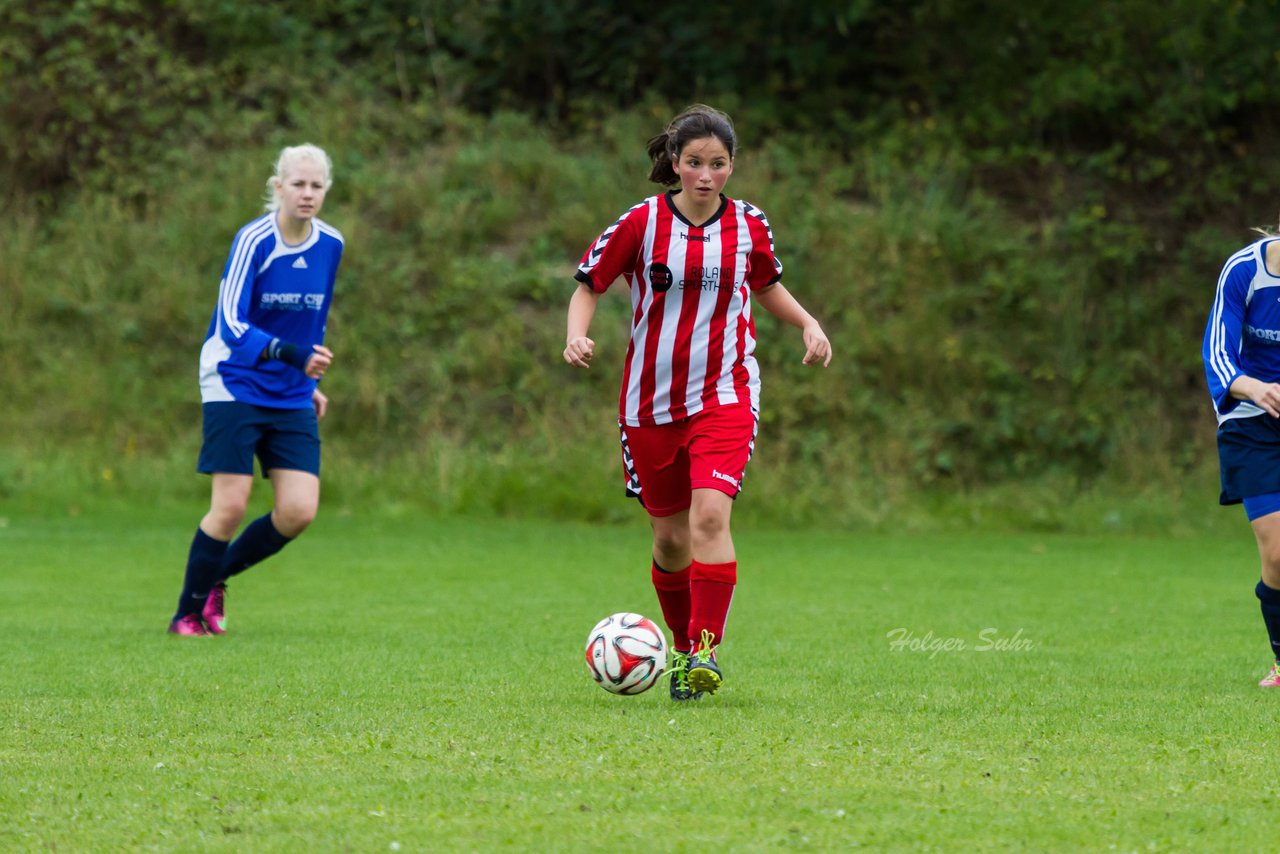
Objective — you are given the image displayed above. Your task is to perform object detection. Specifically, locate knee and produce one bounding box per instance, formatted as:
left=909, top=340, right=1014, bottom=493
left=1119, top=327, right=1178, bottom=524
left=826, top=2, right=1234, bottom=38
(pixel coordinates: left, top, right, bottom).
left=205, top=500, right=248, bottom=539
left=273, top=499, right=318, bottom=538
left=652, top=526, right=688, bottom=557
left=1262, top=552, right=1280, bottom=588
left=689, top=509, right=729, bottom=546
left=649, top=512, right=692, bottom=567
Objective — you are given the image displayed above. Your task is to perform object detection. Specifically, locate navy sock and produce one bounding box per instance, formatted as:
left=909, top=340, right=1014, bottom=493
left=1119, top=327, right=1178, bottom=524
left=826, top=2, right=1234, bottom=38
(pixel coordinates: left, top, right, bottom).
left=222, top=513, right=292, bottom=579
left=1255, top=580, right=1280, bottom=662
left=175, top=528, right=229, bottom=618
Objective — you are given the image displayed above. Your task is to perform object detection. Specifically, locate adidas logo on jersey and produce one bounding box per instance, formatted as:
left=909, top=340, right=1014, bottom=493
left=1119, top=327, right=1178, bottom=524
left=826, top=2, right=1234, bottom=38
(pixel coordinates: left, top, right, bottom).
left=292, top=256, right=308, bottom=269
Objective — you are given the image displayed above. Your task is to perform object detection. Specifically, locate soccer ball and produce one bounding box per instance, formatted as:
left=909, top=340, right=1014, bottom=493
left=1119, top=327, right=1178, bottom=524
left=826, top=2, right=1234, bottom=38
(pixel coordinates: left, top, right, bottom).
left=584, top=612, right=668, bottom=695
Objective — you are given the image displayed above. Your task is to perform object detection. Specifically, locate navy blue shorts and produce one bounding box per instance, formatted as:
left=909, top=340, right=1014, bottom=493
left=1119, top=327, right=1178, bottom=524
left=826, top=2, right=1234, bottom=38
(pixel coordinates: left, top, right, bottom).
left=1217, top=415, right=1280, bottom=505
left=198, top=402, right=321, bottom=478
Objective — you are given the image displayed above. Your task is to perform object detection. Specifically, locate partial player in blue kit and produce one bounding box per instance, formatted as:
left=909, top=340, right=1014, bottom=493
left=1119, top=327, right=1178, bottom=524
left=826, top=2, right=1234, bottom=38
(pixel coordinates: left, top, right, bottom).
left=1203, top=229, right=1280, bottom=684
left=168, top=143, right=345, bottom=636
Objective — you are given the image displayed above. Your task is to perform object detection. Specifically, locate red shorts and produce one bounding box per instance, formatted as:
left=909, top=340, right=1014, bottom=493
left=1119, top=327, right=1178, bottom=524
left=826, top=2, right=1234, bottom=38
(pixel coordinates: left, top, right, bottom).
left=619, top=403, right=759, bottom=517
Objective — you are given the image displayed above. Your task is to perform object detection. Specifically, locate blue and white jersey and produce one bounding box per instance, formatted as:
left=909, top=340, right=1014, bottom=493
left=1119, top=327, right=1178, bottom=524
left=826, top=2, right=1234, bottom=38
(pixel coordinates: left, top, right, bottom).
left=199, top=213, right=344, bottom=408
left=1204, top=236, right=1280, bottom=424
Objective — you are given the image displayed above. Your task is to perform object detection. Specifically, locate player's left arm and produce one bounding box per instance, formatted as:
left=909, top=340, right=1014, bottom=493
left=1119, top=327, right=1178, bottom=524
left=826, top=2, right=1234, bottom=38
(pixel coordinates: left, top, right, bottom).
left=754, top=283, right=832, bottom=367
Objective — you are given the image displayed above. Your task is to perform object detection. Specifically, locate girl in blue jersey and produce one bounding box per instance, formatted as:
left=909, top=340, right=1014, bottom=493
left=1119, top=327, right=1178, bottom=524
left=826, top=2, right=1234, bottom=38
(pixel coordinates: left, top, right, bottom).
left=1204, top=230, right=1280, bottom=684
left=168, top=143, right=345, bottom=636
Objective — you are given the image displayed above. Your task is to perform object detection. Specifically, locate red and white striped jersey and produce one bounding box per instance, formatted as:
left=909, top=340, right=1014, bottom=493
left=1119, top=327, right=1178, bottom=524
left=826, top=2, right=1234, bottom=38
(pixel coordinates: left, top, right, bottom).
left=576, top=192, right=783, bottom=427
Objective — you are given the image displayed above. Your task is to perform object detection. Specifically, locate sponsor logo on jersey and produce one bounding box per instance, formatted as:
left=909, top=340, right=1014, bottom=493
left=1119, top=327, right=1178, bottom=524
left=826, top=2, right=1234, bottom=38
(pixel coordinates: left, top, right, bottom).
left=260, top=292, right=325, bottom=311
left=1246, top=324, right=1280, bottom=344
left=711, top=469, right=740, bottom=488
left=261, top=293, right=303, bottom=310
left=292, top=256, right=309, bottom=269
left=649, top=262, right=674, bottom=294
left=680, top=231, right=710, bottom=242
left=679, top=265, right=730, bottom=293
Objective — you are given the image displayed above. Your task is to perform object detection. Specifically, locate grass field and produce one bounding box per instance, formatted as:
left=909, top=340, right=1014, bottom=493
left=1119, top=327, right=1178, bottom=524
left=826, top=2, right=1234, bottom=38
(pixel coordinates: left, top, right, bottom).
left=1, top=503, right=1276, bottom=851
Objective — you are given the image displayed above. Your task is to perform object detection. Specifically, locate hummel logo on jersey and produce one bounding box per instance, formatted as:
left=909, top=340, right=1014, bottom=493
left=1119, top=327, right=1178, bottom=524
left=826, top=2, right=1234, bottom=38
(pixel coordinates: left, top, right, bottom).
left=680, top=231, right=710, bottom=242
left=292, top=256, right=308, bottom=269
left=711, top=469, right=740, bottom=488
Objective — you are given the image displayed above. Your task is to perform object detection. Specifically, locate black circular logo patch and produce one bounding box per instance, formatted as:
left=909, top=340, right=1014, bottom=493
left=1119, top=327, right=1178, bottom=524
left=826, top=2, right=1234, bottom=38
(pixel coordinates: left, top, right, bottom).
left=649, top=262, right=673, bottom=294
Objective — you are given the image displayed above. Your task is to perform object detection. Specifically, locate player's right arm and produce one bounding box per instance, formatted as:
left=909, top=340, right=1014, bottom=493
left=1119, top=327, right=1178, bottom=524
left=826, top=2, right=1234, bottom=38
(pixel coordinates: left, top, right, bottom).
left=564, top=201, right=645, bottom=369
left=1205, top=252, right=1257, bottom=416
left=564, top=283, right=600, bottom=368
left=216, top=221, right=277, bottom=367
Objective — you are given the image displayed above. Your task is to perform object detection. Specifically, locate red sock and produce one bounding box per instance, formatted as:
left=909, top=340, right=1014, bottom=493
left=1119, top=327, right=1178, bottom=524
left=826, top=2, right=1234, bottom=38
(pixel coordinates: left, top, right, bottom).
left=651, top=561, right=692, bottom=650
left=689, top=560, right=737, bottom=649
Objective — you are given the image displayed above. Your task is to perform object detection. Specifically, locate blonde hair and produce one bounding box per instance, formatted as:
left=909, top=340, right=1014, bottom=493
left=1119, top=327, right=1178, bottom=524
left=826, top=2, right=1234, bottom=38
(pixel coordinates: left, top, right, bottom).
left=263, top=143, right=333, bottom=212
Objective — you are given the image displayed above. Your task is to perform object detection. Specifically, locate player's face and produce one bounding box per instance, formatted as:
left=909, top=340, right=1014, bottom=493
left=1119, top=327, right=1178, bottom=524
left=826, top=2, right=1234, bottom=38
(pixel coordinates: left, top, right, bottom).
left=673, top=136, right=733, bottom=205
left=275, top=159, right=328, bottom=222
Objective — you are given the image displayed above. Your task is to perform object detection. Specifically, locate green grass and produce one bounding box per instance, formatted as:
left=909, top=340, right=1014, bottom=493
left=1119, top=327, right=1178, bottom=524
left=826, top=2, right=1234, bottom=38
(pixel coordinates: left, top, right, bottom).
left=0, top=505, right=1275, bottom=851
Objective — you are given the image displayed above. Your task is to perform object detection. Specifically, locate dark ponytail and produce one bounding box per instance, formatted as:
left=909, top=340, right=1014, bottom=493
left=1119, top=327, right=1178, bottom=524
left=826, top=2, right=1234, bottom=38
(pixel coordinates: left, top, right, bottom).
left=646, top=104, right=737, bottom=186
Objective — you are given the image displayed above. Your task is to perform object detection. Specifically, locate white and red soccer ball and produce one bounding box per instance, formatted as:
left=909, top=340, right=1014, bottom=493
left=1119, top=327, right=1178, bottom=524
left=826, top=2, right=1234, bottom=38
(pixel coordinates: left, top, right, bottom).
left=585, top=612, right=667, bottom=695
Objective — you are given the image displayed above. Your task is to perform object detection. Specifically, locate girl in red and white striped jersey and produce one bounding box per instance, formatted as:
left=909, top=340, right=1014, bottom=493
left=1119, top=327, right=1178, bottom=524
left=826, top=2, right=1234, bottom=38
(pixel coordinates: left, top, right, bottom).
left=565, top=105, right=832, bottom=699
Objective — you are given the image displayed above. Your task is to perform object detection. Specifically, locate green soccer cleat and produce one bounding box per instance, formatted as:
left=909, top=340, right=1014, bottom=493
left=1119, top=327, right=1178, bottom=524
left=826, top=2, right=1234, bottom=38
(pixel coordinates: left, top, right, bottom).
left=686, top=629, right=722, bottom=696
left=668, top=649, right=703, bottom=701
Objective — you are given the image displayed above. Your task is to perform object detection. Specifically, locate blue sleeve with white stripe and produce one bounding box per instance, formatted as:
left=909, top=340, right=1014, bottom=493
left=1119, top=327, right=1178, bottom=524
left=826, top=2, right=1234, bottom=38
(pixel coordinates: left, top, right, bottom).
left=1203, top=253, right=1254, bottom=416
left=217, top=218, right=277, bottom=366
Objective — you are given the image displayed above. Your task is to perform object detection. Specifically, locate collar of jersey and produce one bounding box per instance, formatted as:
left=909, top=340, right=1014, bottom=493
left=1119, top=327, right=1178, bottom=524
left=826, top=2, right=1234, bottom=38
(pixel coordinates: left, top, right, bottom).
left=259, top=215, right=321, bottom=272
left=1260, top=237, right=1280, bottom=280
left=664, top=191, right=728, bottom=229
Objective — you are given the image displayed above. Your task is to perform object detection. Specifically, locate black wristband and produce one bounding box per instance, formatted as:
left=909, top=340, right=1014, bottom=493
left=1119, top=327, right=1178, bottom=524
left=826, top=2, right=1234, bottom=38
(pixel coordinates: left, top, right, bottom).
left=267, top=338, right=312, bottom=371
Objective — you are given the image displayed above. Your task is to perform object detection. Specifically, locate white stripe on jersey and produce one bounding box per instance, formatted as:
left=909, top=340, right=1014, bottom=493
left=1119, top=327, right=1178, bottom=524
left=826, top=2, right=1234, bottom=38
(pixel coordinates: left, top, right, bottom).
left=315, top=219, right=345, bottom=245
left=1208, top=244, right=1255, bottom=391
left=1208, top=250, right=1236, bottom=388
left=198, top=335, right=234, bottom=402
left=716, top=207, right=752, bottom=407
left=649, top=226, right=689, bottom=422
left=624, top=198, right=659, bottom=420
left=221, top=216, right=274, bottom=339
left=683, top=226, right=720, bottom=408
left=741, top=298, right=760, bottom=410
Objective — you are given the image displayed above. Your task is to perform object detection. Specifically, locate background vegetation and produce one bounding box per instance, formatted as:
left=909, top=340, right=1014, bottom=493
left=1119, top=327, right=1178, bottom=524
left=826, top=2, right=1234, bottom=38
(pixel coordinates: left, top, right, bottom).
left=4, top=0, right=1276, bottom=532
